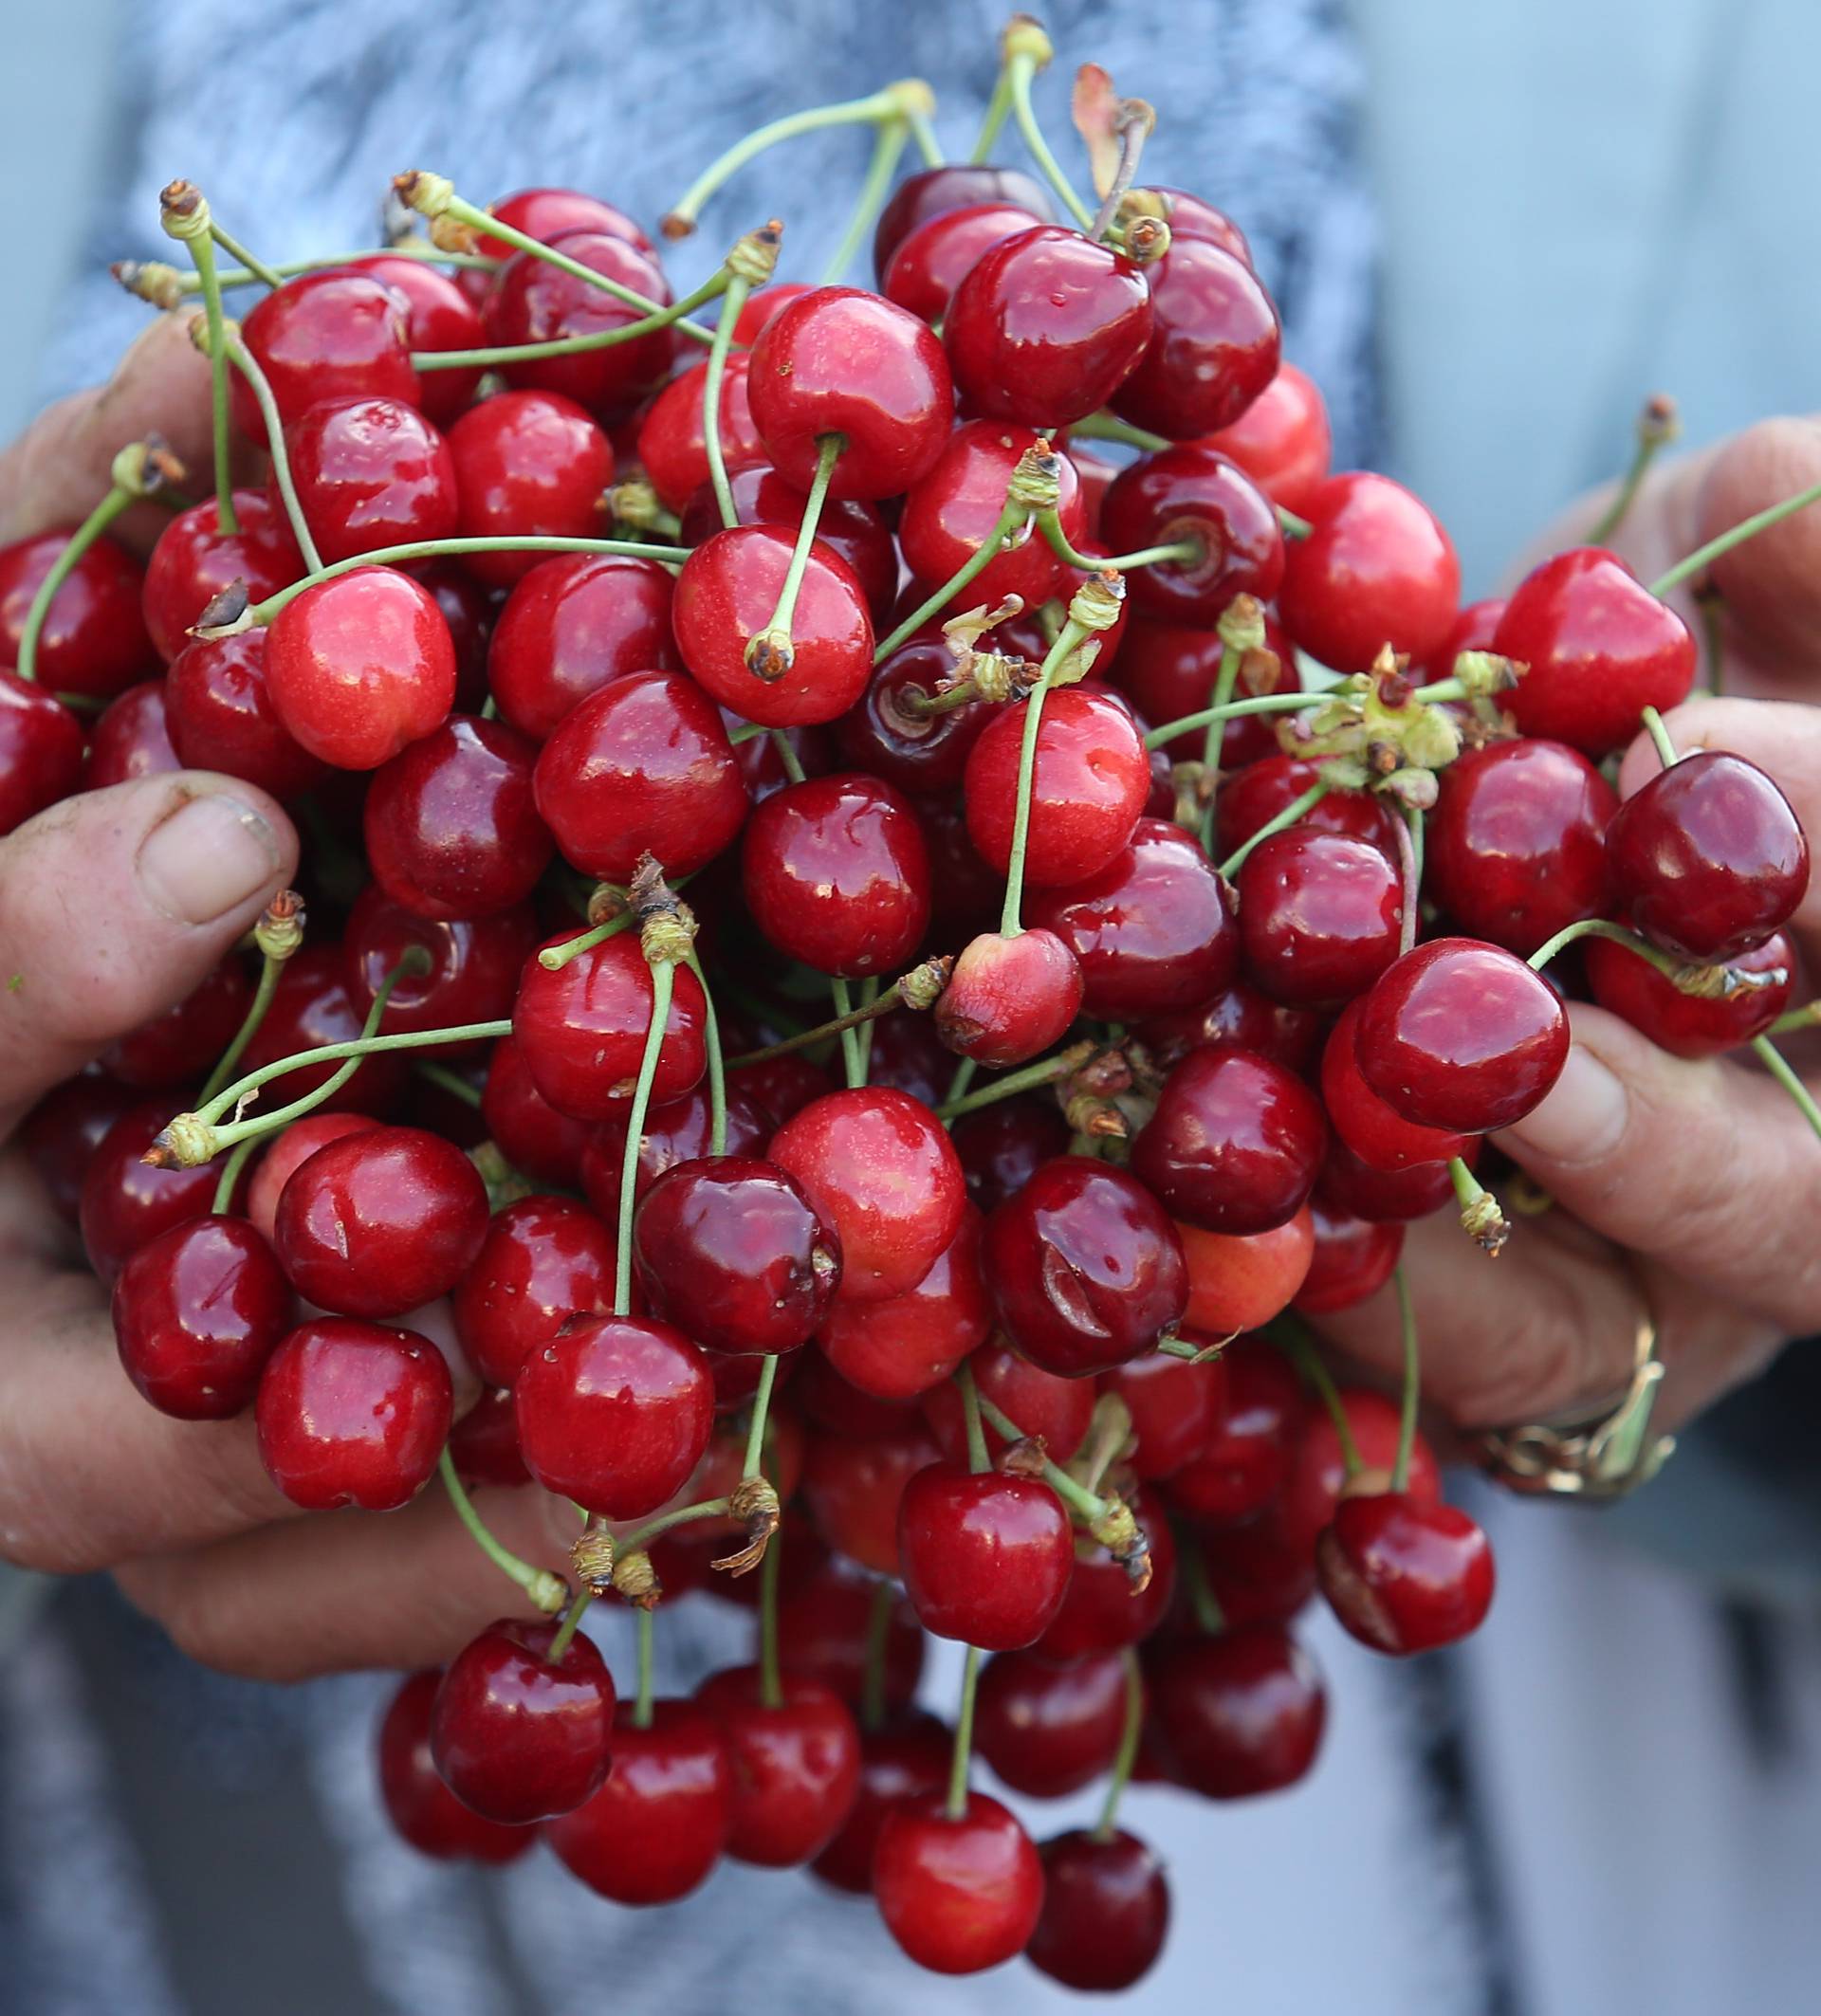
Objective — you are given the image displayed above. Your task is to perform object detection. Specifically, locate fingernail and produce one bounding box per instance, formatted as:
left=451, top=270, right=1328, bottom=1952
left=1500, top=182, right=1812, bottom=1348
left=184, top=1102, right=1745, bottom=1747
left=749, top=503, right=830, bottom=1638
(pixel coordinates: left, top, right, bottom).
left=1499, top=1041, right=1628, bottom=1164
left=137, top=792, right=282, bottom=925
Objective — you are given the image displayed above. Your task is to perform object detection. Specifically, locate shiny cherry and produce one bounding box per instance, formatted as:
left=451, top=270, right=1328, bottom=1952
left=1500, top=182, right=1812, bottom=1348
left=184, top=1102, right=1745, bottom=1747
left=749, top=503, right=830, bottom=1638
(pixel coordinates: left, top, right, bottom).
left=486, top=551, right=675, bottom=739
left=1151, top=186, right=1252, bottom=261
left=834, top=633, right=994, bottom=795
left=580, top=1078, right=772, bottom=1213
left=1176, top=1212, right=1315, bottom=1335
left=165, top=629, right=325, bottom=799
left=1200, top=360, right=1332, bottom=516
left=1317, top=1493, right=1496, bottom=1654
left=1028, top=1828, right=1168, bottom=1992
left=1236, top=829, right=1404, bottom=1008
left=677, top=461, right=897, bottom=623
left=485, top=230, right=672, bottom=414
left=475, top=187, right=654, bottom=263
left=1104, top=1349, right=1226, bottom=1480
left=233, top=271, right=416, bottom=443
left=141, top=491, right=303, bottom=664
left=898, top=418, right=1084, bottom=611
left=638, top=354, right=767, bottom=509
left=445, top=390, right=615, bottom=590
left=883, top=201, right=1044, bottom=322
left=974, top=1648, right=1129, bottom=1797
left=1295, top=1202, right=1405, bottom=1318
left=83, top=679, right=172, bottom=790
left=342, top=254, right=487, bottom=424
left=812, top=1712, right=950, bottom=1895
left=1034, top=1488, right=1178, bottom=1659
left=112, top=1215, right=293, bottom=1420
left=693, top=1664, right=861, bottom=1866
left=817, top=1206, right=991, bottom=1400
left=512, top=929, right=707, bottom=1120
left=343, top=875, right=537, bottom=1035
left=0, top=673, right=84, bottom=834
left=872, top=163, right=1050, bottom=277
left=935, top=927, right=1083, bottom=1067
left=1167, top=1335, right=1304, bottom=1523
left=1132, top=1045, right=1326, bottom=1235
left=1317, top=1137, right=1478, bottom=1224
left=0, top=528, right=151, bottom=696
left=1584, top=929, right=1795, bottom=1057
left=377, top=1670, right=535, bottom=1863
left=1139, top=973, right=1326, bottom=1077
left=244, top=1114, right=378, bottom=1243
left=898, top=1461, right=1073, bottom=1650
left=451, top=1194, right=616, bottom=1385
left=255, top=1317, right=451, bottom=1509
left=79, top=1103, right=235, bottom=1284
left=874, top=1790, right=1044, bottom=1975
left=282, top=395, right=457, bottom=563
left=480, top=1031, right=592, bottom=1184
left=1150, top=1624, right=1325, bottom=1798
left=1320, top=998, right=1468, bottom=1172
left=1103, top=446, right=1285, bottom=624
left=1274, top=1388, right=1441, bottom=1560
left=802, top=1423, right=943, bottom=1574
left=1279, top=471, right=1460, bottom=673
left=950, top=1098, right=1072, bottom=1215
left=238, top=944, right=409, bottom=1113
left=1215, top=752, right=1396, bottom=861
left=1113, top=237, right=1280, bottom=439
left=921, top=1336, right=1094, bottom=1467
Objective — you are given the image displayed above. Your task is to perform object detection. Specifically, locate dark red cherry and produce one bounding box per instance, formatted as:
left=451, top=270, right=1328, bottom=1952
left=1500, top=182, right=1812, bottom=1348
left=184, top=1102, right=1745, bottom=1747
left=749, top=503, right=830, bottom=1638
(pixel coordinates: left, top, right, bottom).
left=1317, top=1493, right=1496, bottom=1655
left=898, top=1461, right=1073, bottom=1650
left=1495, top=547, right=1696, bottom=757
left=921, top=1337, right=1094, bottom=1468
left=1151, top=186, right=1252, bottom=261
left=1166, top=1335, right=1304, bottom=1524
left=165, top=629, right=326, bottom=800
left=935, top=928, right=1083, bottom=1067
left=834, top=633, right=994, bottom=795
left=872, top=163, right=1050, bottom=278
left=273, top=1124, right=489, bottom=1317
left=746, top=286, right=953, bottom=500
left=451, top=1194, right=615, bottom=1385
left=79, top=1104, right=235, bottom=1284
left=485, top=230, right=672, bottom=414
left=1214, top=752, right=1396, bottom=863
left=1319, top=998, right=1468, bottom=1172
left=1297, top=1203, right=1409, bottom=1315
left=1194, top=1517, right=1316, bottom=1628
left=742, top=773, right=930, bottom=976
left=1132, top=1045, right=1326, bottom=1236
left=1316, top=1136, right=1478, bottom=1224
left=1426, top=738, right=1618, bottom=955
left=84, top=679, right=178, bottom=788
left=1034, top=1487, right=1178, bottom=1659
left=446, top=1384, right=531, bottom=1490
left=486, top=551, right=675, bottom=739
left=101, top=954, right=250, bottom=1089
left=898, top=418, right=1083, bottom=612
left=1099, top=448, right=1284, bottom=624
left=446, top=390, right=616, bottom=589
left=546, top=1699, right=732, bottom=1903
left=233, top=271, right=417, bottom=445
left=1354, top=937, right=1570, bottom=1132
left=965, top=685, right=1150, bottom=889
left=1028, top=1829, right=1168, bottom=1992
left=1584, top=929, right=1795, bottom=1057
left=341, top=254, right=487, bottom=425
left=1274, top=1388, right=1441, bottom=1560
left=1139, top=973, right=1326, bottom=1077
left=984, top=1156, right=1188, bottom=1376
left=112, top=1215, right=293, bottom=1420
left=1606, top=749, right=1810, bottom=962
left=344, top=888, right=536, bottom=1039
left=142, top=491, right=303, bottom=664
left=946, top=225, right=1152, bottom=430
left=579, top=1079, right=772, bottom=1213
left=874, top=1790, right=1044, bottom=1975
left=431, top=1619, right=614, bottom=1824
left=950, top=1098, right=1073, bottom=1215
left=19, top=1072, right=137, bottom=1226
left=1104, top=1349, right=1226, bottom=1480
left=778, top=1561, right=927, bottom=1716
left=377, top=1670, right=536, bottom=1863
left=678, top=460, right=898, bottom=624
left=812, top=1712, right=950, bottom=1895
left=515, top=1311, right=713, bottom=1516
left=475, top=187, right=654, bottom=264
left=975, top=1648, right=1129, bottom=1797
left=1113, top=237, right=1280, bottom=439
left=1236, top=829, right=1404, bottom=1009
left=883, top=202, right=1044, bottom=322
left=512, top=929, right=708, bottom=1120
left=673, top=524, right=874, bottom=726
left=1119, top=612, right=1302, bottom=769
left=0, top=672, right=84, bottom=834
left=480, top=1031, right=591, bottom=1184
left=637, top=354, right=766, bottom=510
left=239, top=944, right=410, bottom=1115
left=693, top=1664, right=861, bottom=1866
left=255, top=1316, right=451, bottom=1509
left=769, top=1088, right=965, bottom=1304
left=634, top=1155, right=841, bottom=1355
left=1200, top=360, right=1332, bottom=516
left=817, top=1205, right=992, bottom=1401
left=1029, top=816, right=1237, bottom=1018
left=1150, top=1624, right=1325, bottom=1798
left=1279, top=472, right=1460, bottom=674
left=281, top=395, right=457, bottom=564
left=860, top=1005, right=954, bottom=1109
left=802, top=1423, right=943, bottom=1573
left=0, top=528, right=151, bottom=697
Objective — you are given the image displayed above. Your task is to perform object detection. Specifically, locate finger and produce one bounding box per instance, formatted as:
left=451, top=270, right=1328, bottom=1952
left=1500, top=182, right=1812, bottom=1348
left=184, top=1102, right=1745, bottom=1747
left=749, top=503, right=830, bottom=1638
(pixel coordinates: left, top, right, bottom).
left=0, top=313, right=222, bottom=553
left=0, top=773, right=297, bottom=1134
left=113, top=1476, right=582, bottom=1683
left=1693, top=414, right=1821, bottom=674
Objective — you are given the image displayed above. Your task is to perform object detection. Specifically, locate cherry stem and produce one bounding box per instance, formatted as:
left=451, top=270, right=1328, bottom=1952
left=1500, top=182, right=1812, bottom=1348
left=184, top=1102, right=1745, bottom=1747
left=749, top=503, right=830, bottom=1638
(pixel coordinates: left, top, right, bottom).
left=971, top=64, right=1016, bottom=162
left=909, top=107, right=945, bottom=168
left=1001, top=615, right=1093, bottom=935
left=1005, top=51, right=1095, bottom=230
left=438, top=1448, right=568, bottom=1613
left=413, top=267, right=730, bottom=371
left=222, top=331, right=324, bottom=573
left=1216, top=778, right=1332, bottom=879
left=742, top=1354, right=780, bottom=1481
left=768, top=728, right=808, bottom=785
left=1278, top=505, right=1314, bottom=540
left=1752, top=1035, right=1821, bottom=1145
left=758, top=1518, right=784, bottom=1710
left=1069, top=410, right=1169, bottom=454
left=209, top=1135, right=259, bottom=1216
left=944, top=1055, right=978, bottom=1115
left=936, top=1038, right=1094, bottom=1120
left=855, top=974, right=882, bottom=1083
left=752, top=434, right=844, bottom=667
left=1390, top=1265, right=1420, bottom=1493
left=957, top=1362, right=991, bottom=1474
left=1139, top=687, right=1323, bottom=750
left=703, top=270, right=753, bottom=531
left=829, top=975, right=867, bottom=1089
left=725, top=979, right=908, bottom=1069
left=687, top=954, right=727, bottom=1156
left=614, top=956, right=677, bottom=1316
left=1650, top=474, right=1821, bottom=596
left=1088, top=111, right=1153, bottom=245
left=974, top=1390, right=1111, bottom=1521
left=537, top=906, right=635, bottom=972
left=1039, top=510, right=1200, bottom=575
left=616, top=1495, right=733, bottom=1555
left=13, top=486, right=136, bottom=683
left=184, top=229, right=239, bottom=533
left=1198, top=640, right=1243, bottom=850
left=546, top=1589, right=593, bottom=1663
left=1768, top=1001, right=1821, bottom=1037
left=206, top=222, right=280, bottom=289
left=1526, top=916, right=1703, bottom=984
left=873, top=494, right=1026, bottom=661
left=198, top=951, right=286, bottom=1104
left=633, top=1605, right=655, bottom=1730
left=1639, top=704, right=1680, bottom=769
left=1587, top=398, right=1677, bottom=547
left=859, top=1577, right=894, bottom=1733
left=1178, top=1532, right=1226, bottom=1636
left=1697, top=585, right=1727, bottom=695
left=193, top=247, right=501, bottom=291
left=1093, top=1649, right=1146, bottom=1842
left=822, top=120, right=911, bottom=283
left=1393, top=802, right=1424, bottom=958
left=414, top=1060, right=483, bottom=1109
left=1268, top=1317, right=1362, bottom=1475
left=1156, top=1333, right=1228, bottom=1365
left=946, top=1643, right=983, bottom=1821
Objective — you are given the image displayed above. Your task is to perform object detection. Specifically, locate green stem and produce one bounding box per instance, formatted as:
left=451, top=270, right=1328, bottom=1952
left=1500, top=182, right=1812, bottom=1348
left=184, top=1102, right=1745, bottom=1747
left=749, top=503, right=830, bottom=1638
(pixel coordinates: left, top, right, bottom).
left=1216, top=778, right=1332, bottom=879
left=742, top=1354, right=780, bottom=1480
left=198, top=953, right=285, bottom=1105
left=414, top=1059, right=484, bottom=1109
left=755, top=435, right=843, bottom=654
left=724, top=980, right=906, bottom=1068
left=1587, top=419, right=1669, bottom=547
left=974, top=1391, right=1110, bottom=1520
left=633, top=1605, right=655, bottom=1729
left=210, top=1135, right=259, bottom=1216
left=438, top=1449, right=566, bottom=1611
left=1753, top=1035, right=1821, bottom=1145
left=1141, top=687, right=1324, bottom=750
left=1006, top=54, right=1095, bottom=230
left=769, top=729, right=807, bottom=785
left=872, top=495, right=1025, bottom=662
left=908, top=108, right=944, bottom=169
left=688, top=954, right=727, bottom=1156
left=1649, top=475, right=1821, bottom=596
left=185, top=229, right=239, bottom=533
left=1640, top=705, right=1680, bottom=768
left=1767, top=1002, right=1821, bottom=1037
left=956, top=1362, right=990, bottom=1474
left=703, top=272, right=752, bottom=531
left=822, top=121, right=910, bottom=283
left=830, top=975, right=866, bottom=1089
left=1269, top=1318, right=1361, bottom=1475
left=1526, top=916, right=1694, bottom=981
left=1179, top=1532, right=1226, bottom=1635
left=947, top=1644, right=983, bottom=1820
left=859, top=1578, right=894, bottom=1732
left=1068, top=411, right=1169, bottom=453
left=413, top=269, right=728, bottom=371
left=616, top=1495, right=734, bottom=1555
left=1394, top=801, right=1424, bottom=957
left=547, top=1589, right=594, bottom=1663
left=1390, top=1266, right=1420, bottom=1494
left=1197, top=640, right=1244, bottom=850
left=855, top=975, right=881, bottom=1085
left=223, top=334, right=323, bottom=573
left=758, top=1518, right=783, bottom=1709
left=1001, top=617, right=1091, bottom=935
left=614, top=958, right=676, bottom=1314
left=936, top=1041, right=1090, bottom=1121
left=13, top=488, right=135, bottom=683
left=971, top=68, right=1015, bottom=162
left=1093, top=1650, right=1146, bottom=1842
left=193, top=247, right=501, bottom=290
left=537, top=906, right=639, bottom=972
left=206, top=222, right=281, bottom=288
left=1039, top=510, right=1199, bottom=575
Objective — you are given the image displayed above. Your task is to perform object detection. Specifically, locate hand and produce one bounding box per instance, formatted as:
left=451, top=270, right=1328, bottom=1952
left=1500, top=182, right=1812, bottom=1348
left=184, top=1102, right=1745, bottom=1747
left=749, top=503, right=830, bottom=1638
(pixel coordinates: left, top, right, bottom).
left=1306, top=415, right=1821, bottom=1441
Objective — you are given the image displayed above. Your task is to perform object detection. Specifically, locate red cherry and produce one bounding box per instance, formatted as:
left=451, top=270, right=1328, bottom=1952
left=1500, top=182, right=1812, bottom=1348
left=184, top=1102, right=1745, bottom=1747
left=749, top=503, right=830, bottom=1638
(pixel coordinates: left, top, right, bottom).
left=1605, top=749, right=1810, bottom=961
left=255, top=1316, right=451, bottom=1509
left=101, top=953, right=251, bottom=1089
left=834, top=633, right=994, bottom=795
left=1317, top=1137, right=1478, bottom=1225
left=1150, top=1624, right=1325, bottom=1797
left=1151, top=186, right=1252, bottom=261
left=239, top=944, right=409, bottom=1115
left=0, top=672, right=84, bottom=834
left=1139, top=973, right=1326, bottom=1076
left=1104, top=1349, right=1226, bottom=1480
left=812, top=1712, right=950, bottom=1895
left=1584, top=930, right=1795, bottom=1057
left=946, top=225, right=1152, bottom=429
left=273, top=1124, right=489, bottom=1318
left=485, top=230, right=672, bottom=414
left=1026, top=817, right=1239, bottom=1019
left=19, top=1072, right=138, bottom=1226
left=445, top=391, right=616, bottom=589
left=802, top=1423, right=941, bottom=1573
left=637, top=355, right=767, bottom=509
left=377, top=1670, right=535, bottom=1863
left=672, top=525, right=874, bottom=726
left=817, top=1206, right=991, bottom=1401
left=1418, top=594, right=1507, bottom=680
left=546, top=1698, right=733, bottom=1902
left=950, top=1098, right=1073, bottom=1215
left=474, top=188, right=654, bottom=264
left=478, top=1032, right=590, bottom=1184
left=898, top=418, right=1084, bottom=611
left=746, top=286, right=953, bottom=500
left=874, top=1789, right=1044, bottom=1975
left=233, top=271, right=417, bottom=445
left=342, top=254, right=487, bottom=425
left=515, top=1311, right=713, bottom=1516
left=1113, top=237, right=1280, bottom=439
left=141, top=492, right=303, bottom=664
left=486, top=552, right=675, bottom=739
left=280, top=396, right=457, bottom=565
left=679, top=462, right=898, bottom=624
left=1132, top=1045, right=1326, bottom=1236
left=984, top=1156, right=1187, bottom=1376
left=975, top=1648, right=1130, bottom=1797
left=1274, top=1388, right=1440, bottom=1560
left=1033, top=1488, right=1178, bottom=1659
left=1278, top=472, right=1460, bottom=673
left=964, top=685, right=1150, bottom=889
left=165, top=630, right=326, bottom=800
left=898, top=1461, right=1073, bottom=1650
left=447, top=1384, right=530, bottom=1490
left=1028, top=1828, right=1169, bottom=1992
left=1199, top=360, right=1333, bottom=516
left=1317, top=1493, right=1496, bottom=1654
left=512, top=930, right=707, bottom=1120
left=1176, top=1213, right=1315, bottom=1335
left=79, top=1103, right=236, bottom=1284
left=1294, top=1201, right=1405, bottom=1315
left=777, top=1560, right=927, bottom=1716
left=1319, top=998, right=1468, bottom=1173
left=0, top=529, right=152, bottom=697
left=451, top=1194, right=615, bottom=1385
left=265, top=566, right=456, bottom=769
left=1426, top=739, right=1618, bottom=955
left=733, top=281, right=814, bottom=344
left=431, top=1618, right=615, bottom=1823
left=883, top=202, right=1045, bottom=322
left=350, top=890, right=536, bottom=1036
left=935, top=927, right=1084, bottom=1067
left=580, top=1079, right=772, bottom=1214
left=921, top=1336, right=1094, bottom=1467
left=244, top=1114, right=378, bottom=1243
left=1495, top=547, right=1696, bottom=756
left=112, top=1215, right=293, bottom=1420
left=1196, top=1517, right=1317, bottom=1628
left=1235, top=829, right=1404, bottom=1009
left=1167, top=1334, right=1304, bottom=1524
left=1215, top=752, right=1395, bottom=863
left=769, top=1088, right=965, bottom=1304
left=872, top=163, right=1050, bottom=278
left=693, top=1664, right=861, bottom=1866
left=84, top=679, right=178, bottom=788
left=1354, top=937, right=1570, bottom=1133
left=1119, top=612, right=1302, bottom=768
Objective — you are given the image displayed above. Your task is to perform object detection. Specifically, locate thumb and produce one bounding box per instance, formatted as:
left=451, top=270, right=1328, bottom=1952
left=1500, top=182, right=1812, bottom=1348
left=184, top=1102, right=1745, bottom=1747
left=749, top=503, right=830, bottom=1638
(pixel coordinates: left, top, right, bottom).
left=1692, top=414, right=1821, bottom=675
left=0, top=773, right=298, bottom=1129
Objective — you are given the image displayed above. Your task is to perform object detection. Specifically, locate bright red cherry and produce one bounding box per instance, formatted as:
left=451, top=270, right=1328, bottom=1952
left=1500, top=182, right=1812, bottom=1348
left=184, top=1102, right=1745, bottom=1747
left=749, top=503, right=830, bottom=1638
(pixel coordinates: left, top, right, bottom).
left=1426, top=739, right=1618, bottom=955
left=79, top=1103, right=237, bottom=1284
left=239, top=944, right=409, bottom=1114
left=1584, top=930, right=1795, bottom=1057
left=1176, top=1212, right=1315, bottom=1336
left=1320, top=998, right=1468, bottom=1173
left=746, top=286, right=953, bottom=500
left=769, top=1088, right=965, bottom=1304
left=244, top=1114, right=378, bottom=1243
left=898, top=419, right=1084, bottom=611
left=475, top=187, right=654, bottom=263
left=0, top=528, right=151, bottom=696
left=1274, top=1388, right=1441, bottom=1560
left=0, top=674, right=86, bottom=835
left=812, top=1712, right=951, bottom=1894
left=817, top=1206, right=992, bottom=1401
left=874, top=1790, right=1044, bottom=1975
left=112, top=1215, right=293, bottom=1420
left=85, top=679, right=178, bottom=788
left=1606, top=750, right=1810, bottom=962
left=965, top=686, right=1150, bottom=889
left=1034, top=1487, right=1178, bottom=1659
left=1317, top=1493, right=1496, bottom=1655
left=1354, top=937, right=1570, bottom=1133
left=512, top=930, right=707, bottom=1120
left=1200, top=360, right=1332, bottom=516
left=486, top=551, right=675, bottom=739
left=1151, top=1625, right=1325, bottom=1798
left=141, top=491, right=303, bottom=664
left=451, top=1194, right=616, bottom=1385
left=935, top=928, right=1084, bottom=1067
left=883, top=202, right=1044, bottom=322
left=377, top=1670, right=535, bottom=1863
left=1167, top=1335, right=1304, bottom=1524
left=580, top=1079, right=772, bottom=1214
left=1104, top=1349, right=1226, bottom=1480
left=341, top=253, right=487, bottom=424
left=678, top=462, right=898, bottom=624
left=950, top=1098, right=1073, bottom=1215
left=480, top=1031, right=592, bottom=1184
left=974, top=1648, right=1130, bottom=1796
left=281, top=396, right=457, bottom=564
left=921, top=1336, right=1094, bottom=1468
left=637, top=354, right=767, bottom=509
left=546, top=1699, right=733, bottom=1902
left=1099, top=446, right=1283, bottom=623
left=1028, top=1829, right=1169, bottom=1993
left=946, top=225, right=1152, bottom=429
left=445, top=390, right=616, bottom=589
left=872, top=163, right=1050, bottom=277
left=984, top=1156, right=1187, bottom=1375
left=233, top=271, right=417, bottom=444
left=1132, top=1045, right=1326, bottom=1235
left=485, top=230, right=672, bottom=414
left=1139, top=973, right=1326, bottom=1077
left=1119, top=612, right=1302, bottom=768
left=165, top=630, right=326, bottom=800
left=255, top=1317, right=451, bottom=1509
left=431, top=1619, right=614, bottom=1824
left=1279, top=471, right=1461, bottom=673
left=1317, top=1137, right=1477, bottom=1224
left=1236, top=829, right=1404, bottom=1009
left=898, top=1461, right=1073, bottom=1649
left=834, top=634, right=994, bottom=795
left=693, top=1664, right=861, bottom=1866
left=1113, top=237, right=1280, bottom=439
left=1495, top=547, right=1696, bottom=756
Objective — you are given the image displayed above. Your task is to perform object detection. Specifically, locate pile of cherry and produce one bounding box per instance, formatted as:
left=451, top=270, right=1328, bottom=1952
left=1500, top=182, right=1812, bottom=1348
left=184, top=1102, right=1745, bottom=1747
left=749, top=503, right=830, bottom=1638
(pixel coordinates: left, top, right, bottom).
left=1, top=26, right=1815, bottom=1991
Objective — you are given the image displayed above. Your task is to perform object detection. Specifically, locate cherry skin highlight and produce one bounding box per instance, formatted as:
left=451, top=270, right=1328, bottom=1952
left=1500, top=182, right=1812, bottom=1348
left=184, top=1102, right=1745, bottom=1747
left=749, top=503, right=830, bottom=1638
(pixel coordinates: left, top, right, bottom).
left=974, top=1648, right=1131, bottom=1797
left=1131, top=1044, right=1327, bottom=1236
left=377, top=1671, right=535, bottom=1864
left=512, top=930, right=708, bottom=1122
left=873, top=1790, right=1045, bottom=1976
left=692, top=1664, right=861, bottom=1867
left=445, top=390, right=616, bottom=590
left=486, top=551, right=676, bottom=740
left=281, top=394, right=458, bottom=564
left=233, top=270, right=417, bottom=444
left=112, top=1216, right=294, bottom=1420
left=1113, top=236, right=1281, bottom=440
left=1316, top=1493, right=1497, bottom=1655
left=451, top=1194, right=616, bottom=1386
left=897, top=1460, right=1074, bottom=1650
left=1235, top=829, right=1404, bottom=1009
